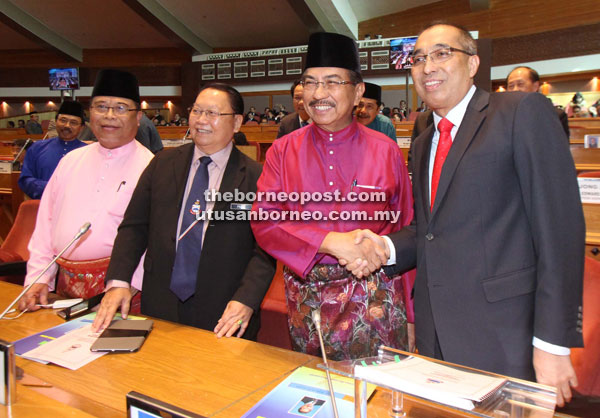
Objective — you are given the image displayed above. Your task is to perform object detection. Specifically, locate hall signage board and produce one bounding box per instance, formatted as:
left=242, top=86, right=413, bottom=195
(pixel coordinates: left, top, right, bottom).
left=192, top=32, right=478, bottom=83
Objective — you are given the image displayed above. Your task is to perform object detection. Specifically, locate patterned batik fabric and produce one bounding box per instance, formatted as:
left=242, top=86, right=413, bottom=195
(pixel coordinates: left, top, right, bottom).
left=56, top=257, right=141, bottom=313
left=284, top=263, right=407, bottom=361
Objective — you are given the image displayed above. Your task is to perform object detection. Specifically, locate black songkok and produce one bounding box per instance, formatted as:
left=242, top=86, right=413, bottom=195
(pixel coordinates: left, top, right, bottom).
left=304, top=32, right=361, bottom=74
left=91, top=69, right=140, bottom=104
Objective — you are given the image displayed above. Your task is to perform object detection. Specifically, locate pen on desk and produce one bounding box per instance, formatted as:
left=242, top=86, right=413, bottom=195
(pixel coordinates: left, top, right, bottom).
left=117, top=181, right=126, bottom=192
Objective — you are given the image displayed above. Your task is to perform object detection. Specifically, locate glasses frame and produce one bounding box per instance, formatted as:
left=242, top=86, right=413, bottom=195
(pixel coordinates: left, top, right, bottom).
left=90, top=104, right=139, bottom=116
left=187, top=107, right=236, bottom=120
left=410, top=46, right=475, bottom=66
left=300, top=80, right=356, bottom=92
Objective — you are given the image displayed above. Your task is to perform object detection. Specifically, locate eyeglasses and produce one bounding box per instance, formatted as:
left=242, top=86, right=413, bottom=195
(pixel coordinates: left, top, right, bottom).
left=187, top=107, right=236, bottom=119
left=90, top=104, right=138, bottom=115
left=300, top=80, right=356, bottom=92
left=410, top=47, right=475, bottom=66
left=57, top=117, right=82, bottom=127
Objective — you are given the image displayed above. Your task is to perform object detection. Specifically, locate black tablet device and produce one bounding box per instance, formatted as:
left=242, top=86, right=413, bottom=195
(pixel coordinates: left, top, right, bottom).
left=126, top=391, right=205, bottom=418
left=56, top=292, right=104, bottom=320
left=90, top=320, right=153, bottom=353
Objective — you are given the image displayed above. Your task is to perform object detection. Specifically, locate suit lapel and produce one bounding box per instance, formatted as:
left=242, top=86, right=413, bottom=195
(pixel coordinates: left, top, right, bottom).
left=213, top=146, right=246, bottom=213
left=431, top=89, right=489, bottom=217
left=412, top=112, right=435, bottom=222
left=293, top=113, right=301, bottom=130
left=173, top=144, right=195, bottom=211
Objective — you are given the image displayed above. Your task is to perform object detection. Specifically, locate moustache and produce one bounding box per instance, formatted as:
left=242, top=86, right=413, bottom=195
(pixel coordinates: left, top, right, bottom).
left=309, top=100, right=335, bottom=108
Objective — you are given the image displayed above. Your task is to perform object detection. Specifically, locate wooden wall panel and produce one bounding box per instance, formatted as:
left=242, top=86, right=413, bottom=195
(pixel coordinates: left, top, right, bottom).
left=492, top=23, right=600, bottom=66
left=0, top=65, right=181, bottom=88
left=359, top=0, right=600, bottom=40
left=0, top=48, right=189, bottom=69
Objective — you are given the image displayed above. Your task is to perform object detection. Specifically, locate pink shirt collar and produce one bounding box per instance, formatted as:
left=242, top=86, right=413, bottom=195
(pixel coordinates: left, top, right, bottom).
left=95, top=139, right=137, bottom=158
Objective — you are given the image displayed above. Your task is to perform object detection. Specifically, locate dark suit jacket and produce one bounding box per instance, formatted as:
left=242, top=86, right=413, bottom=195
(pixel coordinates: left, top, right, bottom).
left=389, top=89, right=584, bottom=379
left=555, top=107, right=570, bottom=139
left=407, top=103, right=570, bottom=170
left=276, top=112, right=302, bottom=138
left=106, top=144, right=275, bottom=340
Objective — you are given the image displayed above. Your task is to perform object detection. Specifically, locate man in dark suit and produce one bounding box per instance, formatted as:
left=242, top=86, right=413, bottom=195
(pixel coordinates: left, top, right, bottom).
left=506, top=66, right=570, bottom=139
left=352, top=23, right=583, bottom=406
left=276, top=80, right=311, bottom=138
left=92, top=83, right=275, bottom=340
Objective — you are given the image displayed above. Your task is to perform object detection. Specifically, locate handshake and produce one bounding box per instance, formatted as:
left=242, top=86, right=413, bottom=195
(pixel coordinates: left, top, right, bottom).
left=320, top=229, right=389, bottom=278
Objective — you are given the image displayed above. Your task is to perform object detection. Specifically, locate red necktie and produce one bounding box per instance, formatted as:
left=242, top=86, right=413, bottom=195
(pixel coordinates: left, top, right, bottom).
left=430, top=118, right=454, bottom=211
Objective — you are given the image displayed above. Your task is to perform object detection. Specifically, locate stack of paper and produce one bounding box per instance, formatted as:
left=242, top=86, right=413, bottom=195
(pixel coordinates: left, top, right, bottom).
left=354, top=356, right=506, bottom=410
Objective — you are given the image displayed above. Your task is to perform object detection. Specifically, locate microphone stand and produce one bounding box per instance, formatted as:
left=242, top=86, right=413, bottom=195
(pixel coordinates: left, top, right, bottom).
left=0, top=222, right=91, bottom=320
left=13, top=139, right=31, bottom=163
left=11, top=138, right=31, bottom=170
left=312, top=309, right=340, bottom=418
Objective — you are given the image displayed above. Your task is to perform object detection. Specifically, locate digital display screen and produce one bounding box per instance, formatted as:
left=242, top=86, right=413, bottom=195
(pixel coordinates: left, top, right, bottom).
left=127, top=391, right=205, bottom=418
left=49, top=67, right=80, bottom=90
left=390, top=37, right=417, bottom=70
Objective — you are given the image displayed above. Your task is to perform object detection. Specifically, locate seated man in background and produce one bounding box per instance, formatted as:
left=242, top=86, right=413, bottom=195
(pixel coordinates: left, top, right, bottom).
left=276, top=80, right=311, bottom=138
left=244, top=106, right=259, bottom=123
left=92, top=83, right=275, bottom=340
left=25, top=112, right=43, bottom=134
left=506, top=66, right=569, bottom=138
left=18, top=69, right=154, bottom=311
left=18, top=101, right=88, bottom=199
left=356, top=82, right=397, bottom=143
left=136, top=112, right=163, bottom=154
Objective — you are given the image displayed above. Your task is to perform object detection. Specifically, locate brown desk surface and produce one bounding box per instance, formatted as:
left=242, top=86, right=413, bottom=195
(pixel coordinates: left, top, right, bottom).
left=0, top=282, right=572, bottom=417
left=0, top=282, right=312, bottom=417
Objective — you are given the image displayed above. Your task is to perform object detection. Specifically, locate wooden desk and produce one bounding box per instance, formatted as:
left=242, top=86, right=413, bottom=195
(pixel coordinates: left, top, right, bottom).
left=0, top=283, right=572, bottom=417
left=0, top=282, right=312, bottom=417
left=571, top=147, right=600, bottom=172
left=0, top=385, right=96, bottom=418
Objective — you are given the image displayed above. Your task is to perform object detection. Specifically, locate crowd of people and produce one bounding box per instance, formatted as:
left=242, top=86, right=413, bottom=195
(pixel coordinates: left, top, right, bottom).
left=243, top=105, right=289, bottom=125
left=4, top=23, right=591, bottom=409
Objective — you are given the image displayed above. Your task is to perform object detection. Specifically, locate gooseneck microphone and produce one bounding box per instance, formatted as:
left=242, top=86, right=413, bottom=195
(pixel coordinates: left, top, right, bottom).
left=312, top=309, right=340, bottom=418
left=0, top=222, right=91, bottom=320
left=13, top=139, right=32, bottom=164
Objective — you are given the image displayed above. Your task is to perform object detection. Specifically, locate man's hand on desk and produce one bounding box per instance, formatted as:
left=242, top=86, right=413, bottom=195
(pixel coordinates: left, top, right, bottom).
left=18, top=283, right=49, bottom=312
left=214, top=300, right=253, bottom=338
left=91, top=287, right=132, bottom=332
left=533, top=347, right=578, bottom=407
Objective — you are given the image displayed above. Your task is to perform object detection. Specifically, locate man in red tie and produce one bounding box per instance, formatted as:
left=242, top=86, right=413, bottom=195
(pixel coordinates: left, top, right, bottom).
left=351, top=23, right=583, bottom=407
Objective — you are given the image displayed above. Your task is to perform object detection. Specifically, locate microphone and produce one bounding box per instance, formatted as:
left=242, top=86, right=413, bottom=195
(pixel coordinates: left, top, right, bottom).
left=312, top=309, right=340, bottom=418
left=12, top=139, right=32, bottom=164
left=75, top=222, right=91, bottom=239
left=0, top=222, right=92, bottom=320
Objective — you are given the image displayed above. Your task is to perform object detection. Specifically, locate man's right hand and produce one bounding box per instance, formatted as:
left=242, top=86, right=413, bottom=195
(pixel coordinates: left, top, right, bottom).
left=320, top=230, right=388, bottom=276
left=18, top=283, right=49, bottom=312
left=91, top=287, right=132, bottom=332
left=341, top=229, right=390, bottom=278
